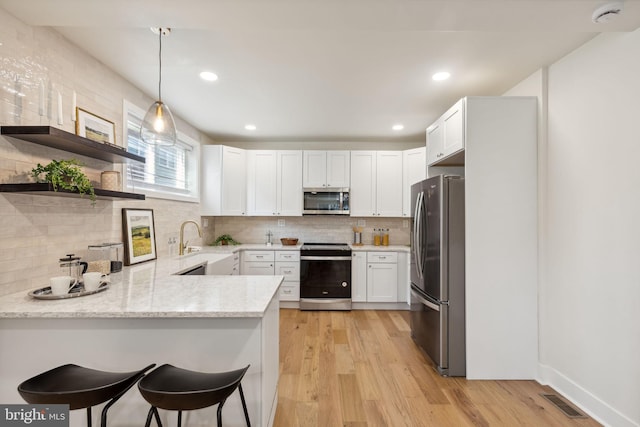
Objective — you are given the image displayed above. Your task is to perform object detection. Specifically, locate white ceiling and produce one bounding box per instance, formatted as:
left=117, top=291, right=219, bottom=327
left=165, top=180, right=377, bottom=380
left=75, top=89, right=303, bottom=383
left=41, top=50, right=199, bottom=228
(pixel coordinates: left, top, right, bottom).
left=1, top=0, right=639, bottom=143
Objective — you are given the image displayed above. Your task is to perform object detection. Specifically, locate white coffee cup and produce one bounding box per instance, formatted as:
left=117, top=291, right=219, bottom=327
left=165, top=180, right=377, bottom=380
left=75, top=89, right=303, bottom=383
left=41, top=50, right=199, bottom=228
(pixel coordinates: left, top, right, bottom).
left=50, top=276, right=75, bottom=295
left=83, top=272, right=105, bottom=292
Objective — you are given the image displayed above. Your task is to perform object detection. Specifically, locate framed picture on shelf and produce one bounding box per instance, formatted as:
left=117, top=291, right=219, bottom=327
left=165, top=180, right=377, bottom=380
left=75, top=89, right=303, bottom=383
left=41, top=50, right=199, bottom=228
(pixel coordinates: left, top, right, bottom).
left=122, top=208, right=157, bottom=266
left=76, top=108, right=116, bottom=144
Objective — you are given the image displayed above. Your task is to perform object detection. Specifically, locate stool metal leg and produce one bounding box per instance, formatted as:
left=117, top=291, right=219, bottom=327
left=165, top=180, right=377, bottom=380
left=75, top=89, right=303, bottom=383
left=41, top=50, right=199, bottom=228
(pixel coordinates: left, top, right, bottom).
left=238, top=383, right=251, bottom=427
left=177, top=411, right=182, bottom=427
left=216, top=399, right=226, bottom=427
left=86, top=407, right=92, bottom=427
left=144, top=407, right=164, bottom=427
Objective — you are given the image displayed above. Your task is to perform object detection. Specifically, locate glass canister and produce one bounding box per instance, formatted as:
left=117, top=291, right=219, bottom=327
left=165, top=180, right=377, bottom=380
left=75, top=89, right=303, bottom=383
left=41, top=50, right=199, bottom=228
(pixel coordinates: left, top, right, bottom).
left=382, top=228, right=389, bottom=246
left=373, top=228, right=381, bottom=246
left=87, top=243, right=124, bottom=274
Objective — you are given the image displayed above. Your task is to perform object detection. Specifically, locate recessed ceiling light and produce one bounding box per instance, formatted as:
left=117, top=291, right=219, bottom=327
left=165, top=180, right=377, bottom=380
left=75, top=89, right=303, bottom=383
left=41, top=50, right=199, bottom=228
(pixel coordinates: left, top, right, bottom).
left=432, top=71, right=451, bottom=81
left=199, top=71, right=218, bottom=82
left=245, top=124, right=256, bottom=131
left=392, top=124, right=404, bottom=131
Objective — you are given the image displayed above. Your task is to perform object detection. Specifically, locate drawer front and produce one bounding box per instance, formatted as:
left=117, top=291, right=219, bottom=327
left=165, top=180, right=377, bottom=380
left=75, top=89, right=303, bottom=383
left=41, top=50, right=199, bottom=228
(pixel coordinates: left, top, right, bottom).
left=275, top=262, right=300, bottom=281
left=244, top=251, right=275, bottom=262
left=367, top=252, right=398, bottom=263
left=242, top=262, right=275, bottom=275
left=275, top=251, right=300, bottom=262
left=279, top=282, right=300, bottom=301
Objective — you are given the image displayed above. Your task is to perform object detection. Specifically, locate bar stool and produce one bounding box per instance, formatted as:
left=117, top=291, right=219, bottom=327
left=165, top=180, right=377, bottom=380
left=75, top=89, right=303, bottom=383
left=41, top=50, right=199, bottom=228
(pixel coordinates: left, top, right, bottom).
left=18, top=363, right=155, bottom=427
left=138, top=364, right=251, bottom=427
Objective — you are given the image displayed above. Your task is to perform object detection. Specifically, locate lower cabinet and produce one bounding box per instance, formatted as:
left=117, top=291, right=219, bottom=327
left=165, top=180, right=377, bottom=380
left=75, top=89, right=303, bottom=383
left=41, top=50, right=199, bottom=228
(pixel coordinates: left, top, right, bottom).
left=275, top=251, right=300, bottom=301
left=367, top=252, right=398, bottom=302
left=231, top=252, right=240, bottom=275
left=351, top=251, right=405, bottom=303
left=240, top=250, right=300, bottom=301
left=241, top=250, right=275, bottom=275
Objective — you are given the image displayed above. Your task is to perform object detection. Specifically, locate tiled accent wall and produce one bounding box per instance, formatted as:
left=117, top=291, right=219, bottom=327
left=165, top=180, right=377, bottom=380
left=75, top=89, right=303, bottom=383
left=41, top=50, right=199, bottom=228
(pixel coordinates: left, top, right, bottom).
left=0, top=9, right=206, bottom=296
left=204, top=216, right=410, bottom=247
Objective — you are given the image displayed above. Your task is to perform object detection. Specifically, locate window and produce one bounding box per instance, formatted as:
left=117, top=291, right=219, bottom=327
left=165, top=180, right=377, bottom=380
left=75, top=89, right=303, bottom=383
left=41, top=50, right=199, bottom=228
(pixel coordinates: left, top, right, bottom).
left=123, top=100, right=200, bottom=202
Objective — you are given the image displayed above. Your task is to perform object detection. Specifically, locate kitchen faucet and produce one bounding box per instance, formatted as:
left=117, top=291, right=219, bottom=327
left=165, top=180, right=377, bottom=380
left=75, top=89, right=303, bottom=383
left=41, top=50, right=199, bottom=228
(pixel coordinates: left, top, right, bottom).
left=179, top=220, right=202, bottom=256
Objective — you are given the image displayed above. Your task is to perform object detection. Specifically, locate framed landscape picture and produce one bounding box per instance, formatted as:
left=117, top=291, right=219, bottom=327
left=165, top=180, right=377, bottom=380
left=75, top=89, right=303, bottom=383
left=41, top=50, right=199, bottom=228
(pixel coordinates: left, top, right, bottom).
left=122, top=208, right=157, bottom=265
left=76, top=107, right=116, bottom=144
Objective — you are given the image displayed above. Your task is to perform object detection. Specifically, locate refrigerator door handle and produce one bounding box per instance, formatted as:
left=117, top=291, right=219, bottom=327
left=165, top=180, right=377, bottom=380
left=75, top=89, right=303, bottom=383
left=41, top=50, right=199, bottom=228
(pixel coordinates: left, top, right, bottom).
left=414, top=191, right=425, bottom=278
left=411, top=289, right=440, bottom=312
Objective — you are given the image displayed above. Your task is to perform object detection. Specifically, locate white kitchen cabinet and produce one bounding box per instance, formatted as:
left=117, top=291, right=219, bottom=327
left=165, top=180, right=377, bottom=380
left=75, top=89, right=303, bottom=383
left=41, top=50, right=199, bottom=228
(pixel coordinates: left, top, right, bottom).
left=350, top=151, right=403, bottom=217
left=427, top=98, right=465, bottom=166
left=402, top=147, right=426, bottom=217
left=303, top=151, right=350, bottom=188
left=231, top=252, right=240, bottom=276
left=201, top=145, right=247, bottom=216
left=247, top=151, right=277, bottom=216
left=442, top=98, right=465, bottom=158
left=351, top=251, right=367, bottom=302
left=426, top=121, right=444, bottom=165
left=277, top=151, right=303, bottom=216
left=247, top=150, right=302, bottom=216
left=367, top=252, right=398, bottom=303
left=275, top=250, right=300, bottom=301
left=241, top=250, right=275, bottom=275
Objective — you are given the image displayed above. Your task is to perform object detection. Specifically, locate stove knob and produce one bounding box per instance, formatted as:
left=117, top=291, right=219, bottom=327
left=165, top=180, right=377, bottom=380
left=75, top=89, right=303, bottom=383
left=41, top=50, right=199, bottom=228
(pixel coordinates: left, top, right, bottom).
left=341, top=281, right=348, bottom=287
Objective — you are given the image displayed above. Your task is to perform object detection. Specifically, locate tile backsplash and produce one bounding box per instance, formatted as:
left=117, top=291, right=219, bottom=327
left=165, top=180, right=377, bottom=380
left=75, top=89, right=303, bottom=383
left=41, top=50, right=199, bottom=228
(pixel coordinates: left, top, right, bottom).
left=204, top=216, right=410, bottom=247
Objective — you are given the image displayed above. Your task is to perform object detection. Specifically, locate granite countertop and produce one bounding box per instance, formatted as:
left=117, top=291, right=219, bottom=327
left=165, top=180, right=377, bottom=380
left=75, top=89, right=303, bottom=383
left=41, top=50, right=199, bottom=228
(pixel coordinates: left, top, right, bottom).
left=0, top=252, right=283, bottom=319
left=350, top=244, right=410, bottom=252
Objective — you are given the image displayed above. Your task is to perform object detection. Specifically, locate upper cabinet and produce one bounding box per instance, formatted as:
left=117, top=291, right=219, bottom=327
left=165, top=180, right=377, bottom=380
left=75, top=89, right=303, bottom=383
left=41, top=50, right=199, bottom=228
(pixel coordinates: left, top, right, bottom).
left=247, top=150, right=302, bottom=216
left=350, top=151, right=403, bottom=217
left=402, top=147, right=426, bottom=217
left=201, top=145, right=247, bottom=216
left=427, top=98, right=465, bottom=166
left=303, top=151, right=350, bottom=188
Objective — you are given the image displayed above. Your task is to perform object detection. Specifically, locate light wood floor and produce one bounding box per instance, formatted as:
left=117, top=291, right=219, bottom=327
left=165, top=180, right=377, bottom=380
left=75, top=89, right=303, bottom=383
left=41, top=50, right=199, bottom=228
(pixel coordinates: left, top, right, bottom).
left=274, top=309, right=600, bottom=427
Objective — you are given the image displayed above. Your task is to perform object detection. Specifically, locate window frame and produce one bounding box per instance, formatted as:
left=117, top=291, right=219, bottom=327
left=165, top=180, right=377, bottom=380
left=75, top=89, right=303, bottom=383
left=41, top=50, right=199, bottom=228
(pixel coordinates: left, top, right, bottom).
left=122, top=100, right=200, bottom=203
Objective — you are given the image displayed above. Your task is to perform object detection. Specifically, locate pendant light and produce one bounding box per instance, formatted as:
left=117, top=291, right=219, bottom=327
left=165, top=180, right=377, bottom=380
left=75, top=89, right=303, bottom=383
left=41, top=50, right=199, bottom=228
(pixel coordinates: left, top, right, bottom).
left=140, top=27, right=176, bottom=146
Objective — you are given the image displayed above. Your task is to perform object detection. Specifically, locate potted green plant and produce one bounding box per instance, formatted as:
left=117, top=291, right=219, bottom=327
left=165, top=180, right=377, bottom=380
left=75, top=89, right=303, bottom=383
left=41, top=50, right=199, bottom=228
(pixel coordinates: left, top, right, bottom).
left=211, top=234, right=241, bottom=246
left=31, top=159, right=96, bottom=205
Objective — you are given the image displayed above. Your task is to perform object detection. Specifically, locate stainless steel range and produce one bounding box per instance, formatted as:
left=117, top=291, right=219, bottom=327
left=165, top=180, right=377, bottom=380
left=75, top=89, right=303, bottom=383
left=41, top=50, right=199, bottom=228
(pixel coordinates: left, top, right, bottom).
left=299, top=242, right=352, bottom=311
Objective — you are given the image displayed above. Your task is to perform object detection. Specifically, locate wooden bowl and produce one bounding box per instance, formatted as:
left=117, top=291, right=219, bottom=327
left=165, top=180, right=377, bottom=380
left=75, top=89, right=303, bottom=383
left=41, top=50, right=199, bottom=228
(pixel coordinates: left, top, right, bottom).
left=280, top=238, right=299, bottom=246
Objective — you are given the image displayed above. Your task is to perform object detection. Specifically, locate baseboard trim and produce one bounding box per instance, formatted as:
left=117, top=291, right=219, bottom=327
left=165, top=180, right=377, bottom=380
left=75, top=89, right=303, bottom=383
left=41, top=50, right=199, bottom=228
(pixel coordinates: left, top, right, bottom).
left=538, top=363, right=637, bottom=427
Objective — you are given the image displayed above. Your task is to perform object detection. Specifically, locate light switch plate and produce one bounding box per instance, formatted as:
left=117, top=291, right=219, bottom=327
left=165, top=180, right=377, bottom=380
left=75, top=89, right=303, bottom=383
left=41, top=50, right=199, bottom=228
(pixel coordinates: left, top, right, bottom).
left=357, top=219, right=366, bottom=227
left=278, top=219, right=285, bottom=227
left=403, top=220, right=409, bottom=228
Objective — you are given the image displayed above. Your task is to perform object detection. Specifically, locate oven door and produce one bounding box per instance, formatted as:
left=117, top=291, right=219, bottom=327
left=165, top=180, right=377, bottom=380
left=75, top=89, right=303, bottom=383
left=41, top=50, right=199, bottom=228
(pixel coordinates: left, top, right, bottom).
left=300, top=256, right=351, bottom=298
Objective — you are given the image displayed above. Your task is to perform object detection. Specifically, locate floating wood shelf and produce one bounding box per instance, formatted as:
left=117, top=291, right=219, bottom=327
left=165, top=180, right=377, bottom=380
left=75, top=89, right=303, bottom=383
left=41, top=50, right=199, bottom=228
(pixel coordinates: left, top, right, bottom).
left=0, top=183, right=145, bottom=201
left=1, top=126, right=145, bottom=164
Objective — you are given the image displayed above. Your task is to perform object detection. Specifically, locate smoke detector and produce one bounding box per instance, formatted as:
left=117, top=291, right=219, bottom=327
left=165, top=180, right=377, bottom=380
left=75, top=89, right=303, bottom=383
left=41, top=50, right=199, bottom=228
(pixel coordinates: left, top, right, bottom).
left=592, top=2, right=624, bottom=23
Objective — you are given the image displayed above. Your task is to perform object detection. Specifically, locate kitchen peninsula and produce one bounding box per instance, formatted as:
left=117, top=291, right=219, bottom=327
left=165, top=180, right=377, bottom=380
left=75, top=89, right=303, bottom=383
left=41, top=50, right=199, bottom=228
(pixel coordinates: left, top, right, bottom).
left=0, top=253, right=282, bottom=427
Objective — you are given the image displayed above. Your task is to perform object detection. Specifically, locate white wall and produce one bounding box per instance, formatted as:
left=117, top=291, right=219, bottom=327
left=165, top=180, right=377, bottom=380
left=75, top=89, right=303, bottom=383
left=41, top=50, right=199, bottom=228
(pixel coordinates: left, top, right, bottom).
left=507, top=32, right=640, bottom=426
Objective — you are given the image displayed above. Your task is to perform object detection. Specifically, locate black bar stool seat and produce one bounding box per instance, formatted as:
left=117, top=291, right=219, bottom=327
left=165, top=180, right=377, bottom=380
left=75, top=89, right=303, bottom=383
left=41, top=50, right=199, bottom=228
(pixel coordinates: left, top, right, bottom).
left=18, top=363, right=155, bottom=427
left=138, top=364, right=251, bottom=427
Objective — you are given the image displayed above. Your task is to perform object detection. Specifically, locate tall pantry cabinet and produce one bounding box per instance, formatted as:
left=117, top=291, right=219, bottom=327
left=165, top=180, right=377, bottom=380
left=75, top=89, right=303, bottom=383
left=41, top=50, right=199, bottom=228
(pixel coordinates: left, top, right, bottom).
left=427, top=96, right=538, bottom=380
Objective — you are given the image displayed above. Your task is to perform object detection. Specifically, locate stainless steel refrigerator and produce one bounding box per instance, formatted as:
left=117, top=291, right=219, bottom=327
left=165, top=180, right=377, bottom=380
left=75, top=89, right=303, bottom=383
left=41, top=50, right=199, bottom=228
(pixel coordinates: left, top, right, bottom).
left=410, top=174, right=465, bottom=376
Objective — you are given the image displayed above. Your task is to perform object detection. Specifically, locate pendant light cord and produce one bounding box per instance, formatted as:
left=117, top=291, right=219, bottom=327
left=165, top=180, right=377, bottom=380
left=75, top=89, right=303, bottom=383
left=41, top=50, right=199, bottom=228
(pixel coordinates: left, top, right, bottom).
left=158, top=28, right=163, bottom=102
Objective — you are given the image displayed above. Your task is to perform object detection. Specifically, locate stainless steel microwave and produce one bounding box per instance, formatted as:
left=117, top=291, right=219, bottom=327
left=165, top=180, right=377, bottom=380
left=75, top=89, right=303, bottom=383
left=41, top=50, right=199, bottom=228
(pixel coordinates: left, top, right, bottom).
left=303, top=188, right=350, bottom=215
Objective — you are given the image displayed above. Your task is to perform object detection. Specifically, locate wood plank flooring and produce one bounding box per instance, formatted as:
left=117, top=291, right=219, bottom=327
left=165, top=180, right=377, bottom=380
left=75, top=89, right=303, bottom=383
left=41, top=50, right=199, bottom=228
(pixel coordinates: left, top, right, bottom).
left=274, top=309, right=601, bottom=427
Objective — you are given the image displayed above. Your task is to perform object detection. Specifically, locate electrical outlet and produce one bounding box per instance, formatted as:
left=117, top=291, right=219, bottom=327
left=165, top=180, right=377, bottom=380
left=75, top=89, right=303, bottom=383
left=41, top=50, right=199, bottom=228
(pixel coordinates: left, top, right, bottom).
left=403, top=220, right=409, bottom=228
left=203, top=218, right=209, bottom=228
left=357, top=219, right=366, bottom=227
left=278, top=219, right=285, bottom=227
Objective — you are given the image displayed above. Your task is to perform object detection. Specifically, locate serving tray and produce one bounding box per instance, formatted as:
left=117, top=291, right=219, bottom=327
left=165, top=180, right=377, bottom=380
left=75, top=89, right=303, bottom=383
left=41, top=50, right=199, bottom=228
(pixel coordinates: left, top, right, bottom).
left=28, top=282, right=109, bottom=300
